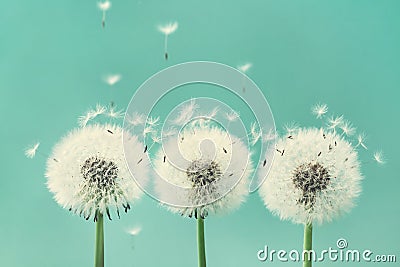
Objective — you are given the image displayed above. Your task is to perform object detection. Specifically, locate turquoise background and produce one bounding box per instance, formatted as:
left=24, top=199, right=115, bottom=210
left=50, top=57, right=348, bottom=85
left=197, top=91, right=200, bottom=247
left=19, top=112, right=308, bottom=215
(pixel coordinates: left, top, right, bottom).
left=1, top=0, right=399, bottom=266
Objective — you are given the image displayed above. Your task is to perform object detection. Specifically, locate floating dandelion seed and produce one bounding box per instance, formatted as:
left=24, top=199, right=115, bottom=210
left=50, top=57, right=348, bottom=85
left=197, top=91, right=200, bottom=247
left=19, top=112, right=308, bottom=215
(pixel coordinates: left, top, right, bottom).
left=373, top=151, right=385, bottom=164
left=356, top=133, right=368, bottom=150
left=206, top=107, right=219, bottom=120
left=311, top=103, right=328, bottom=119
left=250, top=122, right=261, bottom=146
left=127, top=226, right=142, bottom=236
left=146, top=116, right=160, bottom=126
left=237, top=63, right=252, bottom=73
left=158, top=22, right=178, bottom=60
left=225, top=110, right=240, bottom=122
left=104, top=74, right=121, bottom=86
left=237, top=63, right=252, bottom=92
left=25, top=142, right=40, bottom=158
left=97, top=1, right=111, bottom=28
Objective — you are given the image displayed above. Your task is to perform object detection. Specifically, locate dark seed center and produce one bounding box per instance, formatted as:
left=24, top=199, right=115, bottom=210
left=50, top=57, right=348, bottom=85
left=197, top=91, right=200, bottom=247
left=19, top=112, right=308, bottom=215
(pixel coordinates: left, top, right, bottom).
left=186, top=159, right=221, bottom=186
left=81, top=156, right=118, bottom=189
left=292, top=162, right=331, bottom=209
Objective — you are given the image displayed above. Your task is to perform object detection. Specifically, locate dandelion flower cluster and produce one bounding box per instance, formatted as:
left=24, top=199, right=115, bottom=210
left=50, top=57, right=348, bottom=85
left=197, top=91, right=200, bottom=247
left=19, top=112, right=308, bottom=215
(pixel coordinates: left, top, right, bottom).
left=46, top=123, right=148, bottom=221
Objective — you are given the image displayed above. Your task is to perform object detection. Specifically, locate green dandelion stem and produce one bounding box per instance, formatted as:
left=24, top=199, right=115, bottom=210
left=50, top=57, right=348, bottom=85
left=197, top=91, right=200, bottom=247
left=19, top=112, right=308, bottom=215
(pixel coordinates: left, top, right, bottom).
left=95, top=212, right=104, bottom=267
left=197, top=218, right=206, bottom=267
left=303, top=223, right=313, bottom=267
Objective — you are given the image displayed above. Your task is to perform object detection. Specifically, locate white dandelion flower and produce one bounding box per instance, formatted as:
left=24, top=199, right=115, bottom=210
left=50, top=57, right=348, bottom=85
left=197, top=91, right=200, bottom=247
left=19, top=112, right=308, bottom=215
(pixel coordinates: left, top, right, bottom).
left=311, top=103, right=328, bottom=119
left=104, top=74, right=121, bottom=86
left=259, top=128, right=363, bottom=225
left=225, top=110, right=240, bottom=122
left=25, top=142, right=40, bottom=158
left=46, top=123, right=149, bottom=221
left=237, top=63, right=252, bottom=73
left=158, top=22, right=178, bottom=60
left=373, top=151, right=385, bottom=164
left=97, top=1, right=111, bottom=28
left=340, top=120, right=356, bottom=136
left=127, top=226, right=142, bottom=236
left=154, top=126, right=253, bottom=218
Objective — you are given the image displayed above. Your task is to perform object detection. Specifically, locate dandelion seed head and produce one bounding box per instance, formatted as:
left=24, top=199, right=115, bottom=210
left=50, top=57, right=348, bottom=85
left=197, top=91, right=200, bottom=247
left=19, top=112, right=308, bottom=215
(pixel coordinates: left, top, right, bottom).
left=259, top=127, right=362, bottom=225
left=46, top=124, right=149, bottom=221
left=154, top=126, right=253, bottom=218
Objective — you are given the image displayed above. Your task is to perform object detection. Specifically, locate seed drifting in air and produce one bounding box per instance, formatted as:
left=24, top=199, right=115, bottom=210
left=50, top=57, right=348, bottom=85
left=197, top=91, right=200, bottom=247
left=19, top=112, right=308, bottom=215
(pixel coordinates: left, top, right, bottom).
left=158, top=22, right=178, bottom=60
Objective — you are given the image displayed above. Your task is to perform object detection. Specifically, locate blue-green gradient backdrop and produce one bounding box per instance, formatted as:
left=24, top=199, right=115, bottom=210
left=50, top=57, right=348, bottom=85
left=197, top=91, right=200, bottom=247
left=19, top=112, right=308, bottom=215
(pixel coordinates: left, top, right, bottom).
left=1, top=0, right=399, bottom=266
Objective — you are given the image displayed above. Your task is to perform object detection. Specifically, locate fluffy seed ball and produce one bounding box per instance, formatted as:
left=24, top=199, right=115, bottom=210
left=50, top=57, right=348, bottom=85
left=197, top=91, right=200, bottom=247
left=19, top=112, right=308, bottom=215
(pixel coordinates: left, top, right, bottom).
left=259, top=128, right=363, bottom=225
left=46, top=124, right=148, bottom=221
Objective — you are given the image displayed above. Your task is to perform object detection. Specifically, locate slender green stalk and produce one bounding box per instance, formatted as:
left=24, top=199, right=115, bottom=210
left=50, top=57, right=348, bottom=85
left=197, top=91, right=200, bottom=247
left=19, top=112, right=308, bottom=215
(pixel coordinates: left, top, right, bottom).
left=95, top=213, right=104, bottom=267
left=197, top=218, right=206, bottom=267
left=303, top=223, right=313, bottom=267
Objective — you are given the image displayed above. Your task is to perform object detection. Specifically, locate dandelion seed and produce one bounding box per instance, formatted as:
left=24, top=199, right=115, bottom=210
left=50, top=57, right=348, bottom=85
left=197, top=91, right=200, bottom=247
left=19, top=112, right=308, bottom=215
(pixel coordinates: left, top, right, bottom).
left=107, top=107, right=125, bottom=119
left=373, top=151, right=385, bottom=164
left=237, top=63, right=252, bottom=73
left=340, top=120, right=356, bottom=136
left=206, top=107, right=219, bottom=120
left=312, top=103, right=328, bottom=119
left=158, top=22, right=178, bottom=60
left=327, top=115, right=344, bottom=130
left=104, top=74, right=121, bottom=86
left=25, top=142, right=40, bottom=158
left=126, top=112, right=146, bottom=127
left=173, top=100, right=197, bottom=125
left=250, top=122, right=261, bottom=146
left=284, top=121, right=299, bottom=134
left=97, top=1, right=111, bottom=28
left=262, top=128, right=278, bottom=142
left=127, top=226, right=142, bottom=236
left=225, top=110, right=240, bottom=122
left=356, top=133, right=368, bottom=150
